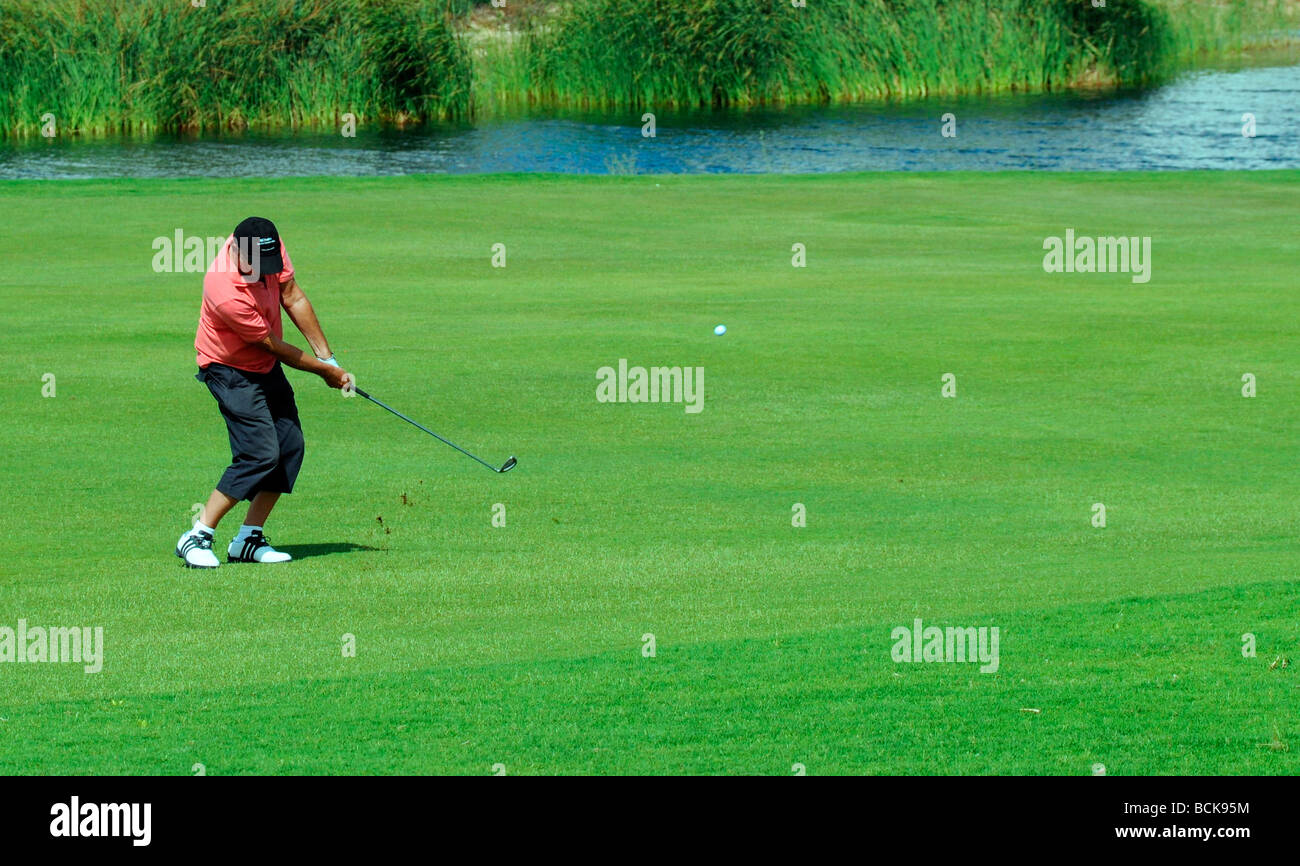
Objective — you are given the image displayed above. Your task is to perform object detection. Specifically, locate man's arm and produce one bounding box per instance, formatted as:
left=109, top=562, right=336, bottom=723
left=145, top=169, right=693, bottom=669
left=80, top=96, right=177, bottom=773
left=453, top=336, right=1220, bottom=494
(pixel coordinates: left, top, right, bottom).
left=280, top=276, right=332, bottom=360
left=256, top=333, right=353, bottom=390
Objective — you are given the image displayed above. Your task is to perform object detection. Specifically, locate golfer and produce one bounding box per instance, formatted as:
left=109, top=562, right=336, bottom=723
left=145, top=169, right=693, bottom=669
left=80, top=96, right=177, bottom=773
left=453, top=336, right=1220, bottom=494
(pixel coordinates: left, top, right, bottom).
left=175, top=217, right=353, bottom=568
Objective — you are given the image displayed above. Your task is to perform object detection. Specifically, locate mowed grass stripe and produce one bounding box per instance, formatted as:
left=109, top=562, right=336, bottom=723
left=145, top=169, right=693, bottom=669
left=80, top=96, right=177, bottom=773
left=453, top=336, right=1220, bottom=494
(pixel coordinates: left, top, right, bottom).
left=0, top=580, right=1295, bottom=775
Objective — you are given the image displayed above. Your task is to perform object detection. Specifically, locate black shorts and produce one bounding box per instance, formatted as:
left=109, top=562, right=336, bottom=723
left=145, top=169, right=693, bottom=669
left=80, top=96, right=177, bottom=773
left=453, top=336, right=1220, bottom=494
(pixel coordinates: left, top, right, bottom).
left=198, top=362, right=305, bottom=502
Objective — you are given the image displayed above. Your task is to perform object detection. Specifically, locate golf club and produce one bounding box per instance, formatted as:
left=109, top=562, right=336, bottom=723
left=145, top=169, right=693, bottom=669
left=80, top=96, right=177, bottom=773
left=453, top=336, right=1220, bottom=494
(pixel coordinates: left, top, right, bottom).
left=353, top=387, right=517, bottom=474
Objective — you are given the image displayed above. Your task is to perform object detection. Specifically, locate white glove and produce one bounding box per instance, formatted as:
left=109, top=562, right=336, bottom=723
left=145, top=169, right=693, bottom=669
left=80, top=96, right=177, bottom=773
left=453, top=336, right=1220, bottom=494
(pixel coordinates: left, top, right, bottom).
left=319, top=354, right=340, bottom=367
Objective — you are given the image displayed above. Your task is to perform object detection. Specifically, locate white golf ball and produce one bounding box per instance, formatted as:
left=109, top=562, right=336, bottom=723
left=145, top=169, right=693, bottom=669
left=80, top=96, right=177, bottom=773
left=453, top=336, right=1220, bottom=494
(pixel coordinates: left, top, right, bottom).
left=714, top=324, right=727, bottom=336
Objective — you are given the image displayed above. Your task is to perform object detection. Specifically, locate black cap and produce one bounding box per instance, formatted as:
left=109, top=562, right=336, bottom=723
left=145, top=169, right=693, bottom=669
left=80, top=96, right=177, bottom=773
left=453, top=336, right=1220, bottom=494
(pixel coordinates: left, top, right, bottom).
left=232, top=216, right=283, bottom=279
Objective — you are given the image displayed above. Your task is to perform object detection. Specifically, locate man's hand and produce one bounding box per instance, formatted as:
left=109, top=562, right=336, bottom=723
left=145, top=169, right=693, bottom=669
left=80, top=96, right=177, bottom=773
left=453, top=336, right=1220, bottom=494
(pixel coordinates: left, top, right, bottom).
left=318, top=355, right=354, bottom=391
left=322, top=365, right=354, bottom=390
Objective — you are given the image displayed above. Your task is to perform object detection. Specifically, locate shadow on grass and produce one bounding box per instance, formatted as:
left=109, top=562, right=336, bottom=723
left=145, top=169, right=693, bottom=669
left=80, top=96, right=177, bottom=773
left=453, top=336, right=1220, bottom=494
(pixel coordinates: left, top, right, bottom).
left=280, top=542, right=380, bottom=560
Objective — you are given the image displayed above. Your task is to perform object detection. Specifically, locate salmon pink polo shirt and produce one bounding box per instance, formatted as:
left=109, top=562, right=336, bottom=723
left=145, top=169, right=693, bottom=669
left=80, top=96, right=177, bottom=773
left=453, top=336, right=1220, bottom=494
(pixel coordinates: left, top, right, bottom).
left=195, top=236, right=295, bottom=374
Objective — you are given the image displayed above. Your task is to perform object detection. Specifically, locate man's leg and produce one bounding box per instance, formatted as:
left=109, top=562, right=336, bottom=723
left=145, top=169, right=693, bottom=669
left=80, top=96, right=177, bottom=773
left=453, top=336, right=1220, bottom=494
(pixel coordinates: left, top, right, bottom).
left=199, top=489, right=240, bottom=530
left=225, top=363, right=303, bottom=564
left=190, top=362, right=298, bottom=565
left=178, top=487, right=235, bottom=569
left=245, top=491, right=281, bottom=527
left=228, top=365, right=301, bottom=563
left=227, top=488, right=292, bottom=563
left=178, top=364, right=280, bottom=568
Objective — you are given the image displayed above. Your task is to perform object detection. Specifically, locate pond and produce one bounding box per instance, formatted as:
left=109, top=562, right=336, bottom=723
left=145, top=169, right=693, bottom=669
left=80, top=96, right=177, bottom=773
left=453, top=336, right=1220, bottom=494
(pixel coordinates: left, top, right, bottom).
left=2, top=61, right=1297, bottom=178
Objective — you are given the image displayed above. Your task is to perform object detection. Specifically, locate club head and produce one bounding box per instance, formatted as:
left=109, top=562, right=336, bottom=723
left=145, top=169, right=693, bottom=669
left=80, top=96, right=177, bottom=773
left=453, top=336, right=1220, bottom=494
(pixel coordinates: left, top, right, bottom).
left=498, top=456, right=517, bottom=473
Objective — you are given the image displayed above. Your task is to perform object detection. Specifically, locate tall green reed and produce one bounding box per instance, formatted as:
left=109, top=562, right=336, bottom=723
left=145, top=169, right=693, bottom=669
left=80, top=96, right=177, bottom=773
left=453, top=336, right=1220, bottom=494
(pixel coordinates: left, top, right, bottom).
left=492, top=0, right=1178, bottom=110
left=0, top=0, right=470, bottom=136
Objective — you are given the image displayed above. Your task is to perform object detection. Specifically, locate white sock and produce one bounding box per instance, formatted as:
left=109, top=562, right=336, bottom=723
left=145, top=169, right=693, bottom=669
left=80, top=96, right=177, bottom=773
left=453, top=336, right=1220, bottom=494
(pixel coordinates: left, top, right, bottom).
left=233, top=524, right=263, bottom=543
left=192, top=521, right=216, bottom=536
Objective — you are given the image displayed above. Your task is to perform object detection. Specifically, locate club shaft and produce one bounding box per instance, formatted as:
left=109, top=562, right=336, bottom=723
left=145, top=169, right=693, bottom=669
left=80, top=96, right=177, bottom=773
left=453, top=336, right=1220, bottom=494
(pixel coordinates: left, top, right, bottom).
left=354, top=387, right=499, bottom=472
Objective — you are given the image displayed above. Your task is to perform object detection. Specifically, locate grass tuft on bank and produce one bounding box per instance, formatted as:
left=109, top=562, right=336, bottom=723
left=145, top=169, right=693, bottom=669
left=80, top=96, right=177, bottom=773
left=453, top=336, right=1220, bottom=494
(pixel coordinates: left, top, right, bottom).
left=493, top=0, right=1173, bottom=109
left=0, top=0, right=471, bottom=137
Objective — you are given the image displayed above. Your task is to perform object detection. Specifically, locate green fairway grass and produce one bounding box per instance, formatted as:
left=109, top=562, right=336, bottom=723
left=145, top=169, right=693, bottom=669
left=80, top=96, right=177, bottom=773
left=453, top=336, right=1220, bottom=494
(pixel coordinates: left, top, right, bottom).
left=1, top=171, right=1297, bottom=774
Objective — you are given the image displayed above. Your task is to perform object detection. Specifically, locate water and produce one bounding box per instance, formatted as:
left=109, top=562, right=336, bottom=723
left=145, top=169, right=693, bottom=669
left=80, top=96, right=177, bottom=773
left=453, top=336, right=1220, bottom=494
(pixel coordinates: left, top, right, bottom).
left=2, top=63, right=1297, bottom=179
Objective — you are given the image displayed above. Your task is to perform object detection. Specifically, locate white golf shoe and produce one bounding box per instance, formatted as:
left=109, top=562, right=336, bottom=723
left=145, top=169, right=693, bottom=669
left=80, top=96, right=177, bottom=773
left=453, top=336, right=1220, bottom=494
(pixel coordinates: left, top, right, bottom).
left=175, top=528, right=220, bottom=569
left=227, top=529, right=292, bottom=564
